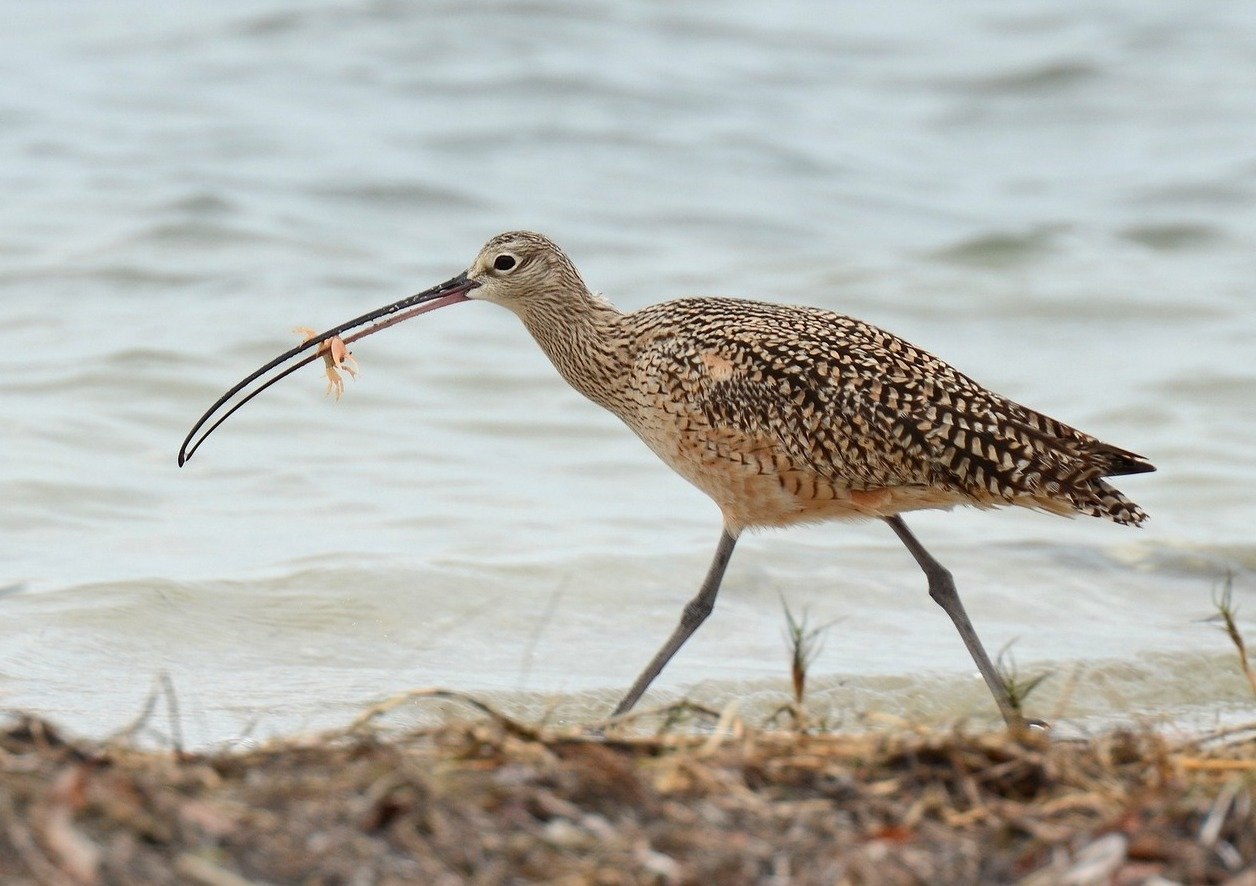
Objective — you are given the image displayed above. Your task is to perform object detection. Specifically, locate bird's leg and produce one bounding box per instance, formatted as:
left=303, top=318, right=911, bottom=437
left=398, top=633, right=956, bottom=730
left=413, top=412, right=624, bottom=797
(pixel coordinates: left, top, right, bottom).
left=883, top=515, right=1029, bottom=731
left=611, top=529, right=739, bottom=717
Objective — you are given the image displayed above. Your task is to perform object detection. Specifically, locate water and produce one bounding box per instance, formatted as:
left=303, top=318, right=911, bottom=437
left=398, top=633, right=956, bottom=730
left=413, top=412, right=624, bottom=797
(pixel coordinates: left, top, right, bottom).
left=2, top=1, right=1254, bottom=745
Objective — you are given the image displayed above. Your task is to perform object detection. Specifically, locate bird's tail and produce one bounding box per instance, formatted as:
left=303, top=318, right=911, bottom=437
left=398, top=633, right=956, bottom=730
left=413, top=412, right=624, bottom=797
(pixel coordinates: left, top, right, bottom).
left=1074, top=477, right=1149, bottom=526
left=1071, top=440, right=1155, bottom=525
left=997, top=409, right=1154, bottom=526
left=1091, top=443, right=1156, bottom=479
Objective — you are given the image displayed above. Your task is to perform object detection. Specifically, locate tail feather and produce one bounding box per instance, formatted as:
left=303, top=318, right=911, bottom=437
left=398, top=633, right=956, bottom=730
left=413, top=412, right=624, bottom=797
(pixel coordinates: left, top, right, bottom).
left=1075, top=478, right=1148, bottom=526
left=1001, top=405, right=1154, bottom=522
left=1093, top=444, right=1155, bottom=478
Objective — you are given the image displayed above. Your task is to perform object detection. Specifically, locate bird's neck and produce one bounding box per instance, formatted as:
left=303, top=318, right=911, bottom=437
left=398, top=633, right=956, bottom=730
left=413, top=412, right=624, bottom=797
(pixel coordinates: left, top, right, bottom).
left=516, top=289, right=633, bottom=413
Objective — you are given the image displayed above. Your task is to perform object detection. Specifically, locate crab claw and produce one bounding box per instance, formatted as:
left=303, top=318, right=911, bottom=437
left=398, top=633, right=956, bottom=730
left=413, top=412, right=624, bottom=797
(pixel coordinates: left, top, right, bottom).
left=329, top=336, right=359, bottom=379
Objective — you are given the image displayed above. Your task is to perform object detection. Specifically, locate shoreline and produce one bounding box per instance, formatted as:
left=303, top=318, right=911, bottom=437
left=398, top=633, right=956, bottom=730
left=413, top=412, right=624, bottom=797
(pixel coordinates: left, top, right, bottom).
left=3, top=692, right=1254, bottom=884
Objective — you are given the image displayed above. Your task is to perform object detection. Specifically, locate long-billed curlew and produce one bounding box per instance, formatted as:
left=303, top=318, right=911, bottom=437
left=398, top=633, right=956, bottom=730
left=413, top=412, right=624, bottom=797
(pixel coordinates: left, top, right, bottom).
left=179, top=231, right=1154, bottom=729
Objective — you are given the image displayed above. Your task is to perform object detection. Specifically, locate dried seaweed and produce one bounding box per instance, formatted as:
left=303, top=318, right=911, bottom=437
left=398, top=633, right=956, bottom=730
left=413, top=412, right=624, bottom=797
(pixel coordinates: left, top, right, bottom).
left=1, top=703, right=1253, bottom=885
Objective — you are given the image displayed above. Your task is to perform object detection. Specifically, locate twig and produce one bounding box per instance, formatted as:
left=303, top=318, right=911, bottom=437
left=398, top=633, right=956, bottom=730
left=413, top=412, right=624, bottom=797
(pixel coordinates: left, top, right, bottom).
left=1198, top=778, right=1244, bottom=848
left=107, top=672, right=185, bottom=754
left=175, top=853, right=257, bottom=886
left=572, top=698, right=724, bottom=738
left=346, top=688, right=541, bottom=741
left=161, top=672, right=184, bottom=756
left=698, top=702, right=744, bottom=755
left=1172, top=720, right=1256, bottom=753
left=107, top=676, right=164, bottom=744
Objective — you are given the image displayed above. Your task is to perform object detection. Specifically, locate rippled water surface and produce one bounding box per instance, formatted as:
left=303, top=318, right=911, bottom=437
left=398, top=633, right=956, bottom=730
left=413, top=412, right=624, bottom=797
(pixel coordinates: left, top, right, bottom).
left=3, top=1, right=1254, bottom=745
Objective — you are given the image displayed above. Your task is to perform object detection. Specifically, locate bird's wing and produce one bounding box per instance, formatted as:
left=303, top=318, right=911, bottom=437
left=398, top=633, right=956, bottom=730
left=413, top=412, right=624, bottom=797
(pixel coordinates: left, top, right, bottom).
left=628, top=299, right=931, bottom=489
left=629, top=299, right=1149, bottom=502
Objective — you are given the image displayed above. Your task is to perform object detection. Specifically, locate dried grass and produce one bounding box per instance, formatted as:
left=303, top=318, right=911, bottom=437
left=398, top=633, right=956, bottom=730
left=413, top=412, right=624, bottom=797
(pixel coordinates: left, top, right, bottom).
left=1, top=692, right=1254, bottom=885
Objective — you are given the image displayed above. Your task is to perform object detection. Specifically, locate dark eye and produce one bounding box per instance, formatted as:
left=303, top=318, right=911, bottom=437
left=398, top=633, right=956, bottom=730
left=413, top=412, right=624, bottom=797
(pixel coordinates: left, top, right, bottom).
left=493, top=254, right=517, bottom=272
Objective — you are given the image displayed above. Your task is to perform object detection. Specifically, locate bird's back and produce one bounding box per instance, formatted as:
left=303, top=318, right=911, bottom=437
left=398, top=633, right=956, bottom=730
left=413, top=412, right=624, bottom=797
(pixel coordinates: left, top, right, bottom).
left=615, top=297, right=1152, bottom=530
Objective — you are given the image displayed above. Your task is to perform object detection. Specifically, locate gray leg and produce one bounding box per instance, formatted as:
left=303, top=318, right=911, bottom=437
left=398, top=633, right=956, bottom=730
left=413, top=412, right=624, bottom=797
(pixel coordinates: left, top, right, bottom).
left=884, top=515, right=1026, bottom=729
left=611, top=529, right=739, bottom=716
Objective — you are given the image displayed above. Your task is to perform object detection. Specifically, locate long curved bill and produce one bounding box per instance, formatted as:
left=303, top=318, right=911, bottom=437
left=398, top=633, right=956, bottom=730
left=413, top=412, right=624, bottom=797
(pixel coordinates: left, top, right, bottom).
left=177, top=272, right=480, bottom=466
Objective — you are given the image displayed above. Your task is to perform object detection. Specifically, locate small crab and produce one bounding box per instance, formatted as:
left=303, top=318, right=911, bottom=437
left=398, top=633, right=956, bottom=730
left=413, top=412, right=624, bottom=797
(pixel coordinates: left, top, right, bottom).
left=294, top=327, right=359, bottom=400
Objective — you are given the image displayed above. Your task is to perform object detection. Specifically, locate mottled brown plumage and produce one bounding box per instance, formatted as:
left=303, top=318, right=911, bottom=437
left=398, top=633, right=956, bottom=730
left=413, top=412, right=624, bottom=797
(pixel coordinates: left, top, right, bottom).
left=472, top=231, right=1152, bottom=535
left=180, top=229, right=1155, bottom=731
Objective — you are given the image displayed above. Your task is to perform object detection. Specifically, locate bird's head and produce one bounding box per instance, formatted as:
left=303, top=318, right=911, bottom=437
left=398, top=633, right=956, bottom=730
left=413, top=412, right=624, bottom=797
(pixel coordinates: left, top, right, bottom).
left=463, top=230, right=588, bottom=317
left=177, top=230, right=583, bottom=465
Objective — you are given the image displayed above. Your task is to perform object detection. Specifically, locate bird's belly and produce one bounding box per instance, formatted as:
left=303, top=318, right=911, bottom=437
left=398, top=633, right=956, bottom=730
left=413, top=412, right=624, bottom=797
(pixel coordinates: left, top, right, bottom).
left=628, top=419, right=963, bottom=532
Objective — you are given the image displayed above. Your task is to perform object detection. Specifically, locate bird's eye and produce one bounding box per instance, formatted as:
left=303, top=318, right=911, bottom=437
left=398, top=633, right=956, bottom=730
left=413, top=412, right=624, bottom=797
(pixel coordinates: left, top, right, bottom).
left=493, top=254, right=517, bottom=272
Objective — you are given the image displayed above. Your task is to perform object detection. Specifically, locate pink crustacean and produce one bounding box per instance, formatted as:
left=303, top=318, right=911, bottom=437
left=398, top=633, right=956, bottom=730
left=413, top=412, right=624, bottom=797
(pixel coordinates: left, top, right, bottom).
left=294, top=327, right=359, bottom=400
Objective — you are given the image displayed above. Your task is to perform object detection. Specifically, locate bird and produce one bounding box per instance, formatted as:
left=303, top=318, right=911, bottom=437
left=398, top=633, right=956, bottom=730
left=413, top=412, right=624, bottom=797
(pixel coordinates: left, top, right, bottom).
left=179, top=231, right=1155, bottom=731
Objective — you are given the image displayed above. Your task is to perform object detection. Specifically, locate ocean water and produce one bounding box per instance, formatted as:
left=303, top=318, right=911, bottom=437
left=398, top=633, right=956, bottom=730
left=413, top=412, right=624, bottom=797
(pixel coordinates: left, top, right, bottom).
left=2, top=0, right=1254, bottom=745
